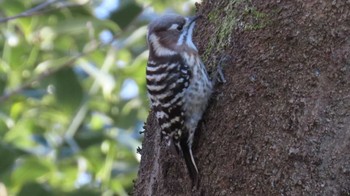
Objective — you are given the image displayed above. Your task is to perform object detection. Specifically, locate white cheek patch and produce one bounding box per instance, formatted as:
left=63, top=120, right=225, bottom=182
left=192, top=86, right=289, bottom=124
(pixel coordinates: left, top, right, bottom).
left=169, top=24, right=179, bottom=30
left=177, top=18, right=188, bottom=46
left=176, top=18, right=198, bottom=51
left=149, top=34, right=176, bottom=56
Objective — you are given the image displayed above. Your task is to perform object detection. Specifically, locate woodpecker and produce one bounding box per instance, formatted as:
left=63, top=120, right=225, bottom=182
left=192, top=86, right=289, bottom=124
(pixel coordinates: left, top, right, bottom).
left=146, top=14, right=212, bottom=185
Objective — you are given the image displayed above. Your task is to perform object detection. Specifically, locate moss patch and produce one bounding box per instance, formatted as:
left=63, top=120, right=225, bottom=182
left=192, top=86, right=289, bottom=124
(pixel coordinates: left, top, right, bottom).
left=203, top=1, right=238, bottom=65
left=241, top=6, right=270, bottom=31
left=202, top=0, right=270, bottom=69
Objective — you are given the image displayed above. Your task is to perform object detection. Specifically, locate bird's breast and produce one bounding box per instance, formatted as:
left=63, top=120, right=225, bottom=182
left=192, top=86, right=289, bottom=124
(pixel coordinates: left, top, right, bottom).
left=182, top=54, right=213, bottom=129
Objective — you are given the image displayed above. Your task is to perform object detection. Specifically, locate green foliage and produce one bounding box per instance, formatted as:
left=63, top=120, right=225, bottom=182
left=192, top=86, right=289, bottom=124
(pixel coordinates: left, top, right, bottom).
left=0, top=0, right=194, bottom=194
left=110, top=1, right=143, bottom=29
left=0, top=0, right=196, bottom=195
left=53, top=67, right=84, bottom=114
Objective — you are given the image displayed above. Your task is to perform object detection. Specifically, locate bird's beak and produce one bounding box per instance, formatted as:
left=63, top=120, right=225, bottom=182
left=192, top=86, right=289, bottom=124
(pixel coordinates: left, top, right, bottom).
left=180, top=15, right=202, bottom=50
left=188, top=15, right=203, bottom=24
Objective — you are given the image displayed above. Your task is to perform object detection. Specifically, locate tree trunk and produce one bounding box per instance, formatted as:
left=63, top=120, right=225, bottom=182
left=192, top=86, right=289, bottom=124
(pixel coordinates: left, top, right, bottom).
left=134, top=0, right=350, bottom=195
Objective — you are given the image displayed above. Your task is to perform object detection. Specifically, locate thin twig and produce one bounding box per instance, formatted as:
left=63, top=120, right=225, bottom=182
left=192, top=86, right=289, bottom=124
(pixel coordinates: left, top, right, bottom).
left=0, top=0, right=82, bottom=23
left=0, top=0, right=57, bottom=23
left=0, top=57, right=75, bottom=103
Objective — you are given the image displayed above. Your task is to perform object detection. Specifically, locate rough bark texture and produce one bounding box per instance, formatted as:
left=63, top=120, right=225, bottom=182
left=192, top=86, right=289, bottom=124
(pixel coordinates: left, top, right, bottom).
left=134, top=0, right=350, bottom=195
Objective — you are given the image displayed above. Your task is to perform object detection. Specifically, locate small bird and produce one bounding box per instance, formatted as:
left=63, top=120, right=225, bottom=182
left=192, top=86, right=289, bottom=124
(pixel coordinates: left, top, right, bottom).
left=146, top=14, right=213, bottom=185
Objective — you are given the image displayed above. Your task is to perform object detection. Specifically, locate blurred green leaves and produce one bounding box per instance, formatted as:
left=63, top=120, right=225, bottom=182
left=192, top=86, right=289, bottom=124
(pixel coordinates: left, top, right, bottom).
left=0, top=0, right=194, bottom=195
left=110, top=1, right=142, bottom=29
left=53, top=68, right=83, bottom=114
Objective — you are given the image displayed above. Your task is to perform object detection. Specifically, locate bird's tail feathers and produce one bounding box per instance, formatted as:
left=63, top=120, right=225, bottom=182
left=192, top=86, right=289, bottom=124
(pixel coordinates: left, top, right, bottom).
left=175, top=138, right=199, bottom=187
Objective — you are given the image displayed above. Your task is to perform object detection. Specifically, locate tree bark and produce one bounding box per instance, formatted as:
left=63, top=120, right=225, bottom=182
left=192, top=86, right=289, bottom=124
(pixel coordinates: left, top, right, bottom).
left=134, top=0, right=350, bottom=195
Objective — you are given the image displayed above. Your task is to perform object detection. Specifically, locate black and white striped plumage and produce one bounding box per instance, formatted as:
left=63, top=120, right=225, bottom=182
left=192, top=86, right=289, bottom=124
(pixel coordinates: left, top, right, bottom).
left=146, top=14, right=212, bottom=185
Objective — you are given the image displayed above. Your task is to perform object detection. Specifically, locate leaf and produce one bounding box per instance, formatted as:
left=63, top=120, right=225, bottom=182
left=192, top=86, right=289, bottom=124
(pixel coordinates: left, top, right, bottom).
left=12, top=157, right=53, bottom=185
left=0, top=72, right=7, bottom=95
left=0, top=0, right=25, bottom=16
left=10, top=102, right=25, bottom=119
left=81, top=146, right=105, bottom=174
left=35, top=57, right=73, bottom=75
left=53, top=67, right=84, bottom=114
left=4, top=118, right=38, bottom=149
left=5, top=41, right=30, bottom=68
left=112, top=99, right=142, bottom=129
left=66, top=188, right=101, bottom=196
left=74, top=131, right=106, bottom=149
left=18, top=182, right=53, bottom=196
left=0, top=143, right=21, bottom=174
left=110, top=1, right=142, bottom=30
left=48, top=159, right=79, bottom=191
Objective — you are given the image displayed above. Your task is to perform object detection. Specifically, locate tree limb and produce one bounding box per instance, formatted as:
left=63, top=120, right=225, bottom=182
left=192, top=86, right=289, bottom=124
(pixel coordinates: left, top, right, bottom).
left=0, top=0, right=82, bottom=23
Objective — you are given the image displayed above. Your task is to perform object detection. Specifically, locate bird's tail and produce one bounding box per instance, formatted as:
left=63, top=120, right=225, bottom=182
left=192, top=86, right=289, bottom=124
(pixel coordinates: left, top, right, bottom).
left=175, top=138, right=199, bottom=187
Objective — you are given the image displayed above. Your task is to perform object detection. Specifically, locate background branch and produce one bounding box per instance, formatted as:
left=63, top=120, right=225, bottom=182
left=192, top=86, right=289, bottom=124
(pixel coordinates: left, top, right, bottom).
left=0, top=0, right=82, bottom=23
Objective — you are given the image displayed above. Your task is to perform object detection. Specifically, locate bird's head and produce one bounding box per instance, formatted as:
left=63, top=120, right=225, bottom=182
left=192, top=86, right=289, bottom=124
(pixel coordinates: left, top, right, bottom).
left=147, top=14, right=201, bottom=58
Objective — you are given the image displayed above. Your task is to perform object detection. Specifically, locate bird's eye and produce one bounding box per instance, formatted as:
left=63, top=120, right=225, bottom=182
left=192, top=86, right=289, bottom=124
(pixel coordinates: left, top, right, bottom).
left=177, top=25, right=183, bottom=31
